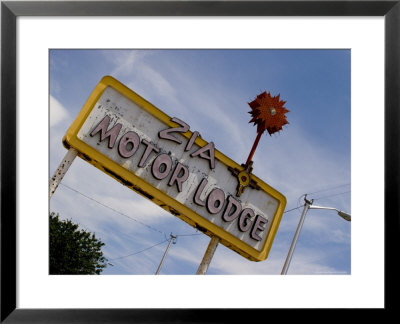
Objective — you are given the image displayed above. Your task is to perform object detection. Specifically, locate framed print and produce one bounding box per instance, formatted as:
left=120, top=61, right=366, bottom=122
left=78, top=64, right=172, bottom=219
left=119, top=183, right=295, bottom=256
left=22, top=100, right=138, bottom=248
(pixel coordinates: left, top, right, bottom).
left=1, top=0, right=399, bottom=322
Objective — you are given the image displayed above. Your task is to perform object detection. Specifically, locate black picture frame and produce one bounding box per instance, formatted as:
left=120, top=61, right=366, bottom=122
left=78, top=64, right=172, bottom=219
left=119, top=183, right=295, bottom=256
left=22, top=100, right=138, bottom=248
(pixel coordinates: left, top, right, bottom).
left=1, top=0, right=399, bottom=322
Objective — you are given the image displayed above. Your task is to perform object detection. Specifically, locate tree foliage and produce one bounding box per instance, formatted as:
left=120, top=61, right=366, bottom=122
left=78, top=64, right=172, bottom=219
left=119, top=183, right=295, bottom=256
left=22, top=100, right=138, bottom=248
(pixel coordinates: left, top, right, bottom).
left=49, top=212, right=107, bottom=274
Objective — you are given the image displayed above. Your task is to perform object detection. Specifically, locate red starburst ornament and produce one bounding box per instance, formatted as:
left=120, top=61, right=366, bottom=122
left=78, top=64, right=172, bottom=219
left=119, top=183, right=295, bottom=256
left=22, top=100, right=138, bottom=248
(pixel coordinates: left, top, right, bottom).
left=230, top=91, right=289, bottom=197
left=245, top=91, right=289, bottom=166
left=249, top=91, right=290, bottom=135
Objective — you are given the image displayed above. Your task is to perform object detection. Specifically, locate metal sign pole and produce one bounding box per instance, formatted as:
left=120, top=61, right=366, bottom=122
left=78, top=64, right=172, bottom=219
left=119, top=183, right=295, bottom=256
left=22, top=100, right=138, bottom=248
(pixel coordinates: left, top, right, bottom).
left=196, top=236, right=220, bottom=275
left=49, top=148, right=78, bottom=199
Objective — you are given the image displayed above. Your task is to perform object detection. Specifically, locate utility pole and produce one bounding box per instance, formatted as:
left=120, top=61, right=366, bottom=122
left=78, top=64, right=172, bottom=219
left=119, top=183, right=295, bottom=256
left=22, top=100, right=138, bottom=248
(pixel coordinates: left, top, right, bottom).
left=281, top=196, right=312, bottom=275
left=281, top=195, right=351, bottom=275
left=155, top=233, right=176, bottom=275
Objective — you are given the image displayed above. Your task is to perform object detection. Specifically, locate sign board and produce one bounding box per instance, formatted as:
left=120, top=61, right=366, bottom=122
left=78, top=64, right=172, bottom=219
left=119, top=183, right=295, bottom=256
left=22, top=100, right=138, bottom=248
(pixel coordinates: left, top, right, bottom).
left=63, top=76, right=286, bottom=261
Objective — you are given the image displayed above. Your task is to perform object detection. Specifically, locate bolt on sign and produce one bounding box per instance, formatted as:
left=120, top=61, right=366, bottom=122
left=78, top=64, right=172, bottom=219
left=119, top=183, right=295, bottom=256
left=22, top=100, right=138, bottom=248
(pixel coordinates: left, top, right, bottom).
left=63, top=76, right=286, bottom=261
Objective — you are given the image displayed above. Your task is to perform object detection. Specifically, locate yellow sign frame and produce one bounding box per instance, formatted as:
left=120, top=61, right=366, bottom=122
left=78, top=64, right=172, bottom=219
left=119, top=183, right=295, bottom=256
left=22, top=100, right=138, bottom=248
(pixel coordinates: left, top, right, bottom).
left=63, top=76, right=286, bottom=261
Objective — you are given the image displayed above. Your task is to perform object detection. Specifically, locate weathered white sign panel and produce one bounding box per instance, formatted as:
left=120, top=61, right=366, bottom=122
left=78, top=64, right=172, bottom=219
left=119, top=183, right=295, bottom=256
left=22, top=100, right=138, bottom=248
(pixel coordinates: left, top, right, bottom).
left=63, top=76, right=286, bottom=261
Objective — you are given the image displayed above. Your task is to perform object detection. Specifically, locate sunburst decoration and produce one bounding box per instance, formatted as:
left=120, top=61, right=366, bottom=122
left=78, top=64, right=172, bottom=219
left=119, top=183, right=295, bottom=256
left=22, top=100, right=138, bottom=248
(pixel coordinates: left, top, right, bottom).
left=248, top=91, right=289, bottom=135
left=243, top=91, right=289, bottom=167
left=232, top=91, right=289, bottom=196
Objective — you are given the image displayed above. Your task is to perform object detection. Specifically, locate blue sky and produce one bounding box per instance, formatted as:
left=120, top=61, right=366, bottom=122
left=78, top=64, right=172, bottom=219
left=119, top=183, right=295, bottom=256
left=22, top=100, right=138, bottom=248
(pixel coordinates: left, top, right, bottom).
left=49, top=49, right=351, bottom=275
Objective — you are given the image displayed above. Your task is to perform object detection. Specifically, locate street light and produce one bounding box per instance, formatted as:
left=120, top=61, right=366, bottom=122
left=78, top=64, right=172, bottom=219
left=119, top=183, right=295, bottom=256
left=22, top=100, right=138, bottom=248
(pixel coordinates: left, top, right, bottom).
left=281, top=195, right=351, bottom=275
left=309, top=205, right=351, bottom=222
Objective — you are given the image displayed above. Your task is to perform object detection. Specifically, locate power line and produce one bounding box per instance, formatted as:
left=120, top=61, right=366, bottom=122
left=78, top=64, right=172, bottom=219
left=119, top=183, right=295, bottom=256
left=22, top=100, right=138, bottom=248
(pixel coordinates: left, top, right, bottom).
left=108, top=233, right=201, bottom=263
left=108, top=239, right=169, bottom=261
left=284, top=206, right=303, bottom=213
left=312, top=190, right=351, bottom=201
left=59, top=182, right=167, bottom=236
left=306, top=183, right=350, bottom=196
left=57, top=184, right=205, bottom=263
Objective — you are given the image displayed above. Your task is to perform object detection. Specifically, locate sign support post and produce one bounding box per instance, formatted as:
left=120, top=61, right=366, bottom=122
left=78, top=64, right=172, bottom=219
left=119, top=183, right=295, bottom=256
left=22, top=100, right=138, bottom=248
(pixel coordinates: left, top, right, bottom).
left=49, top=148, right=78, bottom=199
left=196, top=236, right=220, bottom=275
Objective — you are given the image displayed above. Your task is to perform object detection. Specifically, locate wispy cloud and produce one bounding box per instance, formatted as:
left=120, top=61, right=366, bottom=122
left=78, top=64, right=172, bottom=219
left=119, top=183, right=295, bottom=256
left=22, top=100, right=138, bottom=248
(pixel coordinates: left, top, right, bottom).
left=103, top=50, right=178, bottom=108
left=50, top=95, right=69, bottom=127
left=106, top=50, right=145, bottom=78
left=102, top=50, right=249, bottom=161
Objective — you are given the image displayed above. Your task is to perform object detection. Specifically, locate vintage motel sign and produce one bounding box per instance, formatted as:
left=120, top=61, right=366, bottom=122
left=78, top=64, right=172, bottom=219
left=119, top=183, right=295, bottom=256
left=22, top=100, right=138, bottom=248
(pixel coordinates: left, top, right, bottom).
left=62, top=76, right=286, bottom=261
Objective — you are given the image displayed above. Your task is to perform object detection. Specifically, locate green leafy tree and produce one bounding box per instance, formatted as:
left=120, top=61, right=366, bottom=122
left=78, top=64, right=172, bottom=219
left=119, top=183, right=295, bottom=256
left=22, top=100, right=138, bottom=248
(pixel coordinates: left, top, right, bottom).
left=49, top=212, right=107, bottom=274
